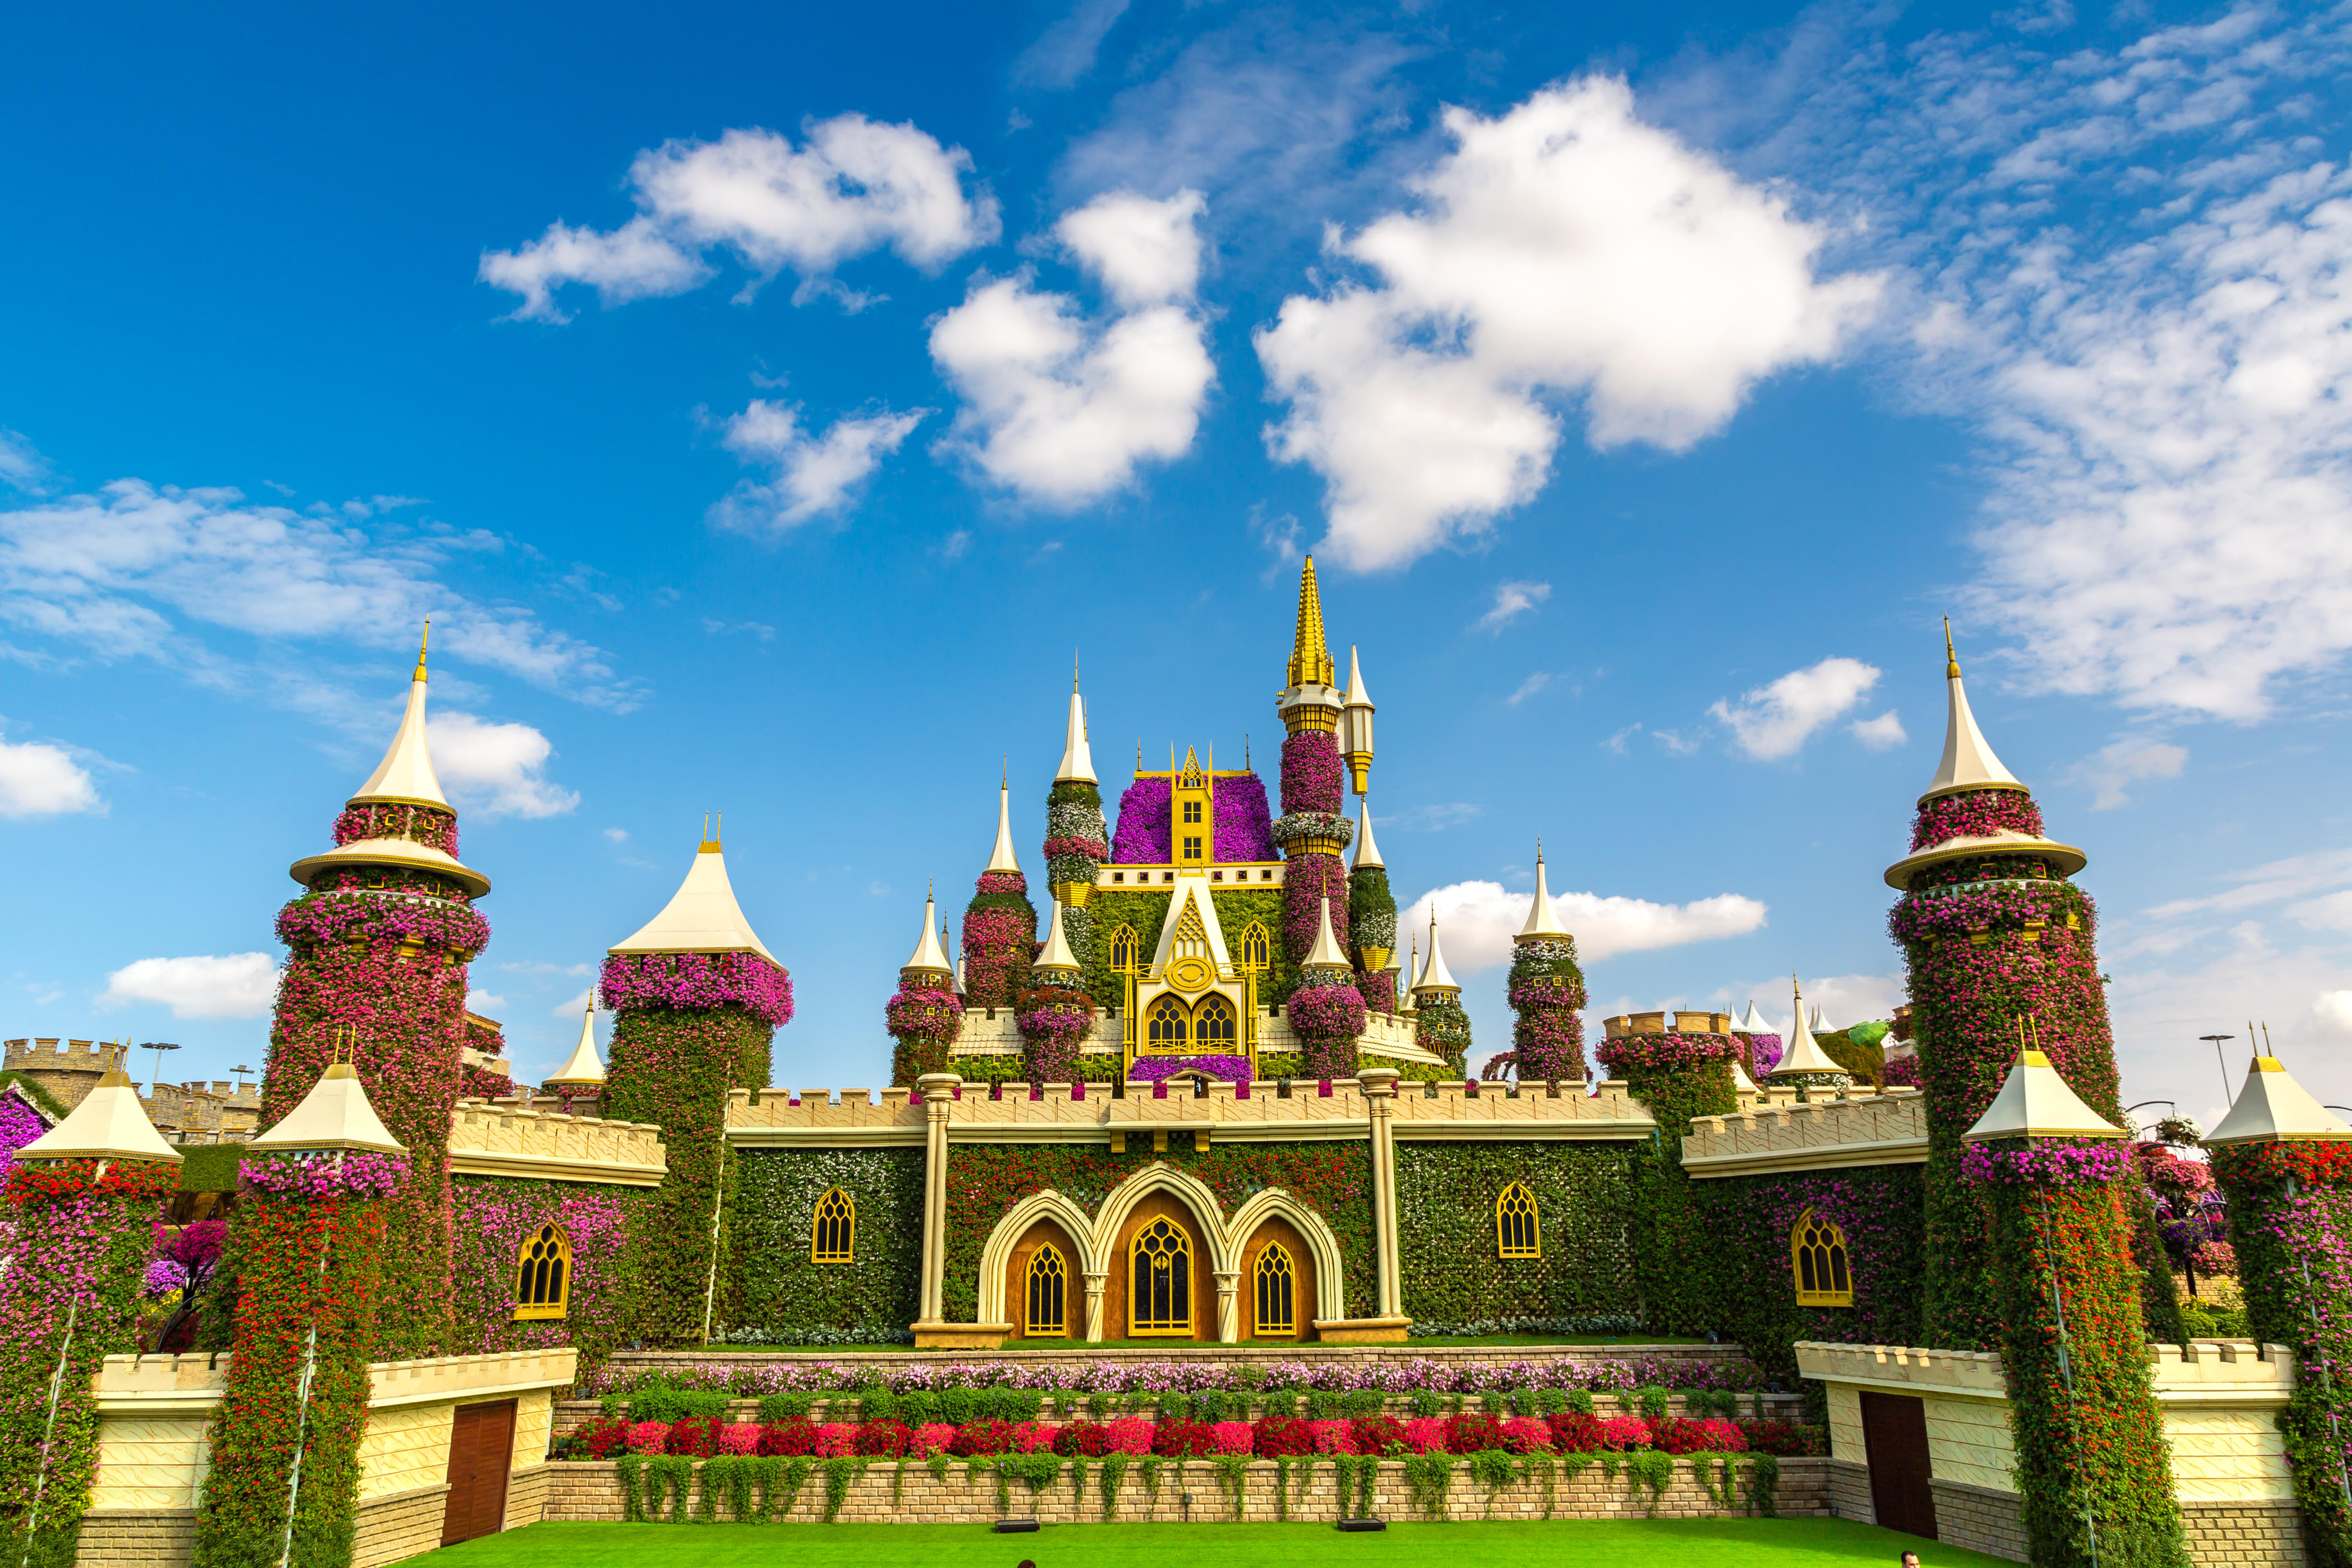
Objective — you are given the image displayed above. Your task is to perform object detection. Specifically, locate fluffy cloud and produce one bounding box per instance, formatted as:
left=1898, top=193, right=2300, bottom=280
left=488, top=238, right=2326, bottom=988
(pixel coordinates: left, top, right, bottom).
left=0, top=480, right=632, bottom=708
left=1849, top=711, right=1907, bottom=750
left=426, top=712, right=578, bottom=819
left=2314, top=990, right=2352, bottom=1038
left=929, top=190, right=1215, bottom=506
left=1708, top=657, right=1882, bottom=761
left=1256, top=77, right=1880, bottom=569
left=1475, top=580, right=1551, bottom=632
left=101, top=953, right=278, bottom=1019
left=2073, top=739, right=2188, bottom=810
left=707, top=400, right=926, bottom=532
left=2144, top=847, right=2352, bottom=923
left=481, top=116, right=999, bottom=322
left=1402, top=879, right=1767, bottom=973
left=0, top=430, right=47, bottom=492
left=0, top=736, right=100, bottom=818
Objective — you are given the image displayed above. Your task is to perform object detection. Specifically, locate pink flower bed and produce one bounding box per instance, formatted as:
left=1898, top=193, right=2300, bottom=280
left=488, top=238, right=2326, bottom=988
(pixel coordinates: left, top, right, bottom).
left=717, top=1423, right=761, bottom=1455
left=1106, top=1417, right=1155, bottom=1455
left=1210, top=1421, right=1254, bottom=1456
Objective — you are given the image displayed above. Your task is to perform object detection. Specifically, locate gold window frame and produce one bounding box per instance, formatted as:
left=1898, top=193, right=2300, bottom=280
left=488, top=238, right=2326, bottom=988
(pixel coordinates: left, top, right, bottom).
left=811, top=1187, right=856, bottom=1264
left=1791, top=1208, right=1854, bottom=1306
left=513, top=1222, right=572, bottom=1321
left=1496, top=1182, right=1541, bottom=1259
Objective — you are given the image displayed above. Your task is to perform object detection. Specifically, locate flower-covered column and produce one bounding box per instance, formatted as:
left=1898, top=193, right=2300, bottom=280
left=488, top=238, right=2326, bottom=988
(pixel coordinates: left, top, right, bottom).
left=1597, top=1020, right=1740, bottom=1333
left=1290, top=896, right=1367, bottom=1081
left=0, top=1078, right=180, bottom=1568
left=1493, top=851, right=1585, bottom=1085
left=1017, top=896, right=1094, bottom=1083
left=1043, top=781, right=1108, bottom=976
left=1275, top=732, right=1353, bottom=969
left=887, top=892, right=961, bottom=1086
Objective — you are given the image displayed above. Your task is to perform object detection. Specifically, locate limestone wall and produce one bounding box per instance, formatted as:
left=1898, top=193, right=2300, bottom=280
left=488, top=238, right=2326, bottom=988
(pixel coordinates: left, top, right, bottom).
left=944, top=1005, right=1443, bottom=1068
left=1683, top=1091, right=1928, bottom=1179
left=447, top=1100, right=666, bottom=1185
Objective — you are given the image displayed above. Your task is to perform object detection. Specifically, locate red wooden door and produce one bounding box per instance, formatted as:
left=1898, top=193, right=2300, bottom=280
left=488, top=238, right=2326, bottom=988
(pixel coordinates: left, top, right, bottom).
left=1859, top=1391, right=1938, bottom=1541
left=441, top=1399, right=517, bottom=1545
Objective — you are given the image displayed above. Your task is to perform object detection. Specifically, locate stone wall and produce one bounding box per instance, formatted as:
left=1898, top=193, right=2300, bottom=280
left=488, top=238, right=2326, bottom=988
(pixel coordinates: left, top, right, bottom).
left=1930, top=1478, right=2028, bottom=1563
left=447, top=1098, right=666, bottom=1184
left=1683, top=1091, right=1928, bottom=1179
left=2180, top=1500, right=2308, bottom=1567
left=353, top=1483, right=450, bottom=1568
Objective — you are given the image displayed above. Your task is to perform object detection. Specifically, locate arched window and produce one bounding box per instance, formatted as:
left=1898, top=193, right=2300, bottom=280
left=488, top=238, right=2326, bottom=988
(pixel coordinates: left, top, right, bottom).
left=513, top=1223, right=571, bottom=1321
left=1236, top=922, right=1271, bottom=975
left=1253, top=1241, right=1296, bottom=1338
left=1130, top=1217, right=1193, bottom=1336
left=811, top=1187, right=856, bottom=1264
left=1146, top=994, right=1189, bottom=1048
left=1111, top=925, right=1141, bottom=975
left=1193, top=994, right=1238, bottom=1047
left=1024, top=1244, right=1067, bottom=1338
left=1496, top=1182, right=1540, bottom=1259
left=1791, top=1209, right=1854, bottom=1306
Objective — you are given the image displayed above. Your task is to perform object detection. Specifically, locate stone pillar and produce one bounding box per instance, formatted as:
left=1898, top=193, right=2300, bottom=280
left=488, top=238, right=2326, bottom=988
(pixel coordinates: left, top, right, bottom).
left=915, top=1073, right=958, bottom=1326
left=1215, top=1271, right=1240, bottom=1342
left=1360, top=1066, right=1403, bottom=1320
left=1082, top=1272, right=1107, bottom=1343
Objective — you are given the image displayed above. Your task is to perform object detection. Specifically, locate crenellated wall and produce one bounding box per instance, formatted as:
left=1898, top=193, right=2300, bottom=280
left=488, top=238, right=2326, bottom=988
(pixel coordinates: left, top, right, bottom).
left=447, top=1099, right=666, bottom=1185
left=1682, top=1090, right=1930, bottom=1178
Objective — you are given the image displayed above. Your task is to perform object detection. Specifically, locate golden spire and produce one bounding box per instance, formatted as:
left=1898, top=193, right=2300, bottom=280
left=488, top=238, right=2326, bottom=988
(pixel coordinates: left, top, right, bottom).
left=1287, top=556, right=1336, bottom=689
left=1943, top=617, right=1960, bottom=680
left=414, top=620, right=431, bottom=682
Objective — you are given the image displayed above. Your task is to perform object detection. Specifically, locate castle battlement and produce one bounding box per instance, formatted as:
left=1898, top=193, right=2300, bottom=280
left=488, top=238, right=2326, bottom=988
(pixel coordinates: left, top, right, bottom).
left=4, top=1036, right=129, bottom=1067
left=1681, top=1088, right=1928, bottom=1178
left=1600, top=1010, right=1733, bottom=1037
left=447, top=1099, right=667, bottom=1187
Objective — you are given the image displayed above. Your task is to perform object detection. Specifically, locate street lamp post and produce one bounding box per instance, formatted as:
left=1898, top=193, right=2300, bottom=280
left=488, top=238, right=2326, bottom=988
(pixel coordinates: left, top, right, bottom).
left=141, top=1040, right=181, bottom=1097
left=2197, top=1034, right=2234, bottom=1101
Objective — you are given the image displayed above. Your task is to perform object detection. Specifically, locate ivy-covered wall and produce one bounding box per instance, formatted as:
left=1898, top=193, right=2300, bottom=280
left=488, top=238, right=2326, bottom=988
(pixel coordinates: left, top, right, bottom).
left=1080, top=889, right=1170, bottom=1010
left=1692, top=1163, right=1927, bottom=1388
left=446, top=1174, right=656, bottom=1373
left=940, top=1137, right=1373, bottom=1326
left=1393, top=1141, right=1640, bottom=1330
left=1211, top=887, right=1300, bottom=1005
left=722, top=1148, right=924, bottom=1345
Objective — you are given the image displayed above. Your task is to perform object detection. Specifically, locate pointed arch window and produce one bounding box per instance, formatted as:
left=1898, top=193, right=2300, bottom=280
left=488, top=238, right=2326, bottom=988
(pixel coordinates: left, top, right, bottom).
left=1253, top=1241, right=1296, bottom=1338
left=811, top=1187, right=856, bottom=1264
left=1236, top=922, right=1271, bottom=975
left=1146, top=994, right=1189, bottom=1048
left=1496, top=1182, right=1540, bottom=1259
left=513, top=1223, right=571, bottom=1320
left=1024, top=1244, right=1067, bottom=1338
left=1111, top=925, right=1141, bottom=975
left=1130, top=1217, right=1193, bottom=1336
left=1193, top=994, right=1238, bottom=1048
left=1792, top=1208, right=1853, bottom=1306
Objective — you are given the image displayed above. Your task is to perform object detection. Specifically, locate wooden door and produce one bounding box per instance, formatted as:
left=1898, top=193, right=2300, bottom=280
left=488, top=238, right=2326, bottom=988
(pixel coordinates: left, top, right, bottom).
left=1859, top=1391, right=1938, bottom=1541
left=441, top=1399, right=517, bottom=1545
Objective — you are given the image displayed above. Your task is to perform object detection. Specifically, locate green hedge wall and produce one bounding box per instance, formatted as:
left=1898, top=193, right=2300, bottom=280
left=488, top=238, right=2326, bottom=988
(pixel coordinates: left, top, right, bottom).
left=179, top=1143, right=247, bottom=1192
left=1623, top=1061, right=1739, bottom=1335
left=446, top=1174, right=655, bottom=1374
left=1081, top=890, right=1170, bottom=1010
left=940, top=1136, right=1373, bottom=1325
left=724, top=1148, right=924, bottom=1345
left=1210, top=887, right=1300, bottom=1005
left=1394, top=1141, right=1640, bottom=1327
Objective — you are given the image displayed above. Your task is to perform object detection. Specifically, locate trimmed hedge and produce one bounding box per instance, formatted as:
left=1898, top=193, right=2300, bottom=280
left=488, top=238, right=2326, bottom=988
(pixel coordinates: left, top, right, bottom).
left=1394, top=1141, right=1640, bottom=1327
left=724, top=1149, right=924, bottom=1345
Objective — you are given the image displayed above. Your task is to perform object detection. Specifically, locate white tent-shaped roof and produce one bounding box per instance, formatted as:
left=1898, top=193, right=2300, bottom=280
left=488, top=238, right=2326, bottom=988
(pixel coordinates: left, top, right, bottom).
left=1036, top=895, right=1081, bottom=974
left=904, top=889, right=953, bottom=976
left=1922, top=624, right=2023, bottom=805
left=545, top=997, right=606, bottom=1087
left=985, top=778, right=1021, bottom=876
left=15, top=1068, right=179, bottom=1165
left=1415, top=911, right=1460, bottom=992
left=350, top=627, right=450, bottom=810
left=2206, top=1056, right=2352, bottom=1147
left=250, top=1062, right=408, bottom=1155
left=609, top=834, right=776, bottom=961
left=1055, top=672, right=1096, bottom=785
left=1963, top=1050, right=2125, bottom=1142
left=1516, top=845, right=1570, bottom=941
left=1770, top=981, right=1846, bottom=1078
left=1352, top=798, right=1384, bottom=870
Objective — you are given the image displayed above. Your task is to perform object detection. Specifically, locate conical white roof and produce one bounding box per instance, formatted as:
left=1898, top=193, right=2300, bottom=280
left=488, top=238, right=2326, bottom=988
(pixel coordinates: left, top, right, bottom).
left=609, top=836, right=776, bottom=961
left=1963, top=1050, right=2125, bottom=1142
left=1770, top=981, right=1846, bottom=1077
left=1736, top=1000, right=1772, bottom=1035
left=546, top=997, right=605, bottom=1087
left=1922, top=626, right=2023, bottom=805
left=1516, top=846, right=1570, bottom=940
left=905, top=889, right=953, bottom=974
left=16, top=1068, right=180, bottom=1164
left=985, top=779, right=1021, bottom=875
left=1304, top=894, right=1350, bottom=971
left=1345, top=645, right=1373, bottom=709
left=1415, top=910, right=1459, bottom=991
left=1730, top=1056, right=1760, bottom=1094
left=1036, top=894, right=1081, bottom=973
left=1352, top=798, right=1384, bottom=870
left=1056, top=673, right=1096, bottom=785
left=350, top=628, right=450, bottom=810
left=1812, top=1001, right=1836, bottom=1035
left=2206, top=1056, right=2352, bottom=1147
left=250, top=1062, right=408, bottom=1154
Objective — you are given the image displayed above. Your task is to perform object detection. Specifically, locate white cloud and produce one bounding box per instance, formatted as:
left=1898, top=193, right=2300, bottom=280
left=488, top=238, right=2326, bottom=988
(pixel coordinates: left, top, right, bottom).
left=1708, top=657, right=1882, bottom=760
left=1711, top=973, right=1906, bottom=1037
left=1507, top=672, right=1552, bottom=706
left=2291, top=891, right=2352, bottom=936
left=0, top=479, right=633, bottom=708
left=482, top=116, right=999, bottom=322
left=1014, top=0, right=1132, bottom=89
left=1475, top=580, right=1551, bottom=632
left=2073, top=739, right=2188, bottom=810
left=101, top=953, right=278, bottom=1019
left=930, top=191, right=1215, bottom=506
left=1403, top=879, right=1768, bottom=972
left=0, top=430, right=49, bottom=492
left=2314, top=990, right=2352, bottom=1038
left=1849, top=711, right=1907, bottom=750
left=552, top=986, right=594, bottom=1019
left=0, top=736, right=100, bottom=818
left=2145, top=847, right=2352, bottom=923
left=603, top=827, right=629, bottom=843
left=466, top=989, right=508, bottom=1015
left=1256, top=77, right=1880, bottom=570
left=706, top=400, right=925, bottom=532
left=426, top=712, right=579, bottom=819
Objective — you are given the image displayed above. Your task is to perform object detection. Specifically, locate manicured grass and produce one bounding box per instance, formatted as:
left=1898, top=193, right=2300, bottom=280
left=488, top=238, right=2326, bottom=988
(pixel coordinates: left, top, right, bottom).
left=413, top=1519, right=1984, bottom=1567
left=704, top=1335, right=1715, bottom=1352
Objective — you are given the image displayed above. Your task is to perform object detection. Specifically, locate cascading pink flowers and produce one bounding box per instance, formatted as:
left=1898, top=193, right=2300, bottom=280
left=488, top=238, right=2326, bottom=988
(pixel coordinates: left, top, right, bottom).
left=599, top=950, right=795, bottom=1027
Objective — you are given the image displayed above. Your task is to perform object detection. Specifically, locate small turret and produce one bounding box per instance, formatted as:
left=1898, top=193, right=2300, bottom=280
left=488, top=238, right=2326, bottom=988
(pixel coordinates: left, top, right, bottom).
left=1963, top=1043, right=2126, bottom=1143
left=545, top=992, right=606, bottom=1089
left=1769, top=977, right=1848, bottom=1080
left=609, top=821, right=776, bottom=960
left=1413, top=910, right=1460, bottom=996
left=1302, top=895, right=1351, bottom=980
left=2205, top=1054, right=2352, bottom=1146
left=1056, top=663, right=1096, bottom=785
left=903, top=887, right=954, bottom=982
left=1351, top=798, right=1384, bottom=872
left=249, top=1061, right=408, bottom=1155
left=349, top=624, right=449, bottom=810
left=1516, top=842, right=1571, bottom=944
left=1340, top=645, right=1376, bottom=794
left=1035, top=893, right=1082, bottom=976
left=986, top=771, right=1022, bottom=876
left=1923, top=620, right=2023, bottom=805
left=15, top=1067, right=180, bottom=1167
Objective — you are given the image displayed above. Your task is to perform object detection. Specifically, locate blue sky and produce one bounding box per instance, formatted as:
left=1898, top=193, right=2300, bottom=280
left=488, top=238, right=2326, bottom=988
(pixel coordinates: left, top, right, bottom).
left=3, top=0, right=2349, bottom=1129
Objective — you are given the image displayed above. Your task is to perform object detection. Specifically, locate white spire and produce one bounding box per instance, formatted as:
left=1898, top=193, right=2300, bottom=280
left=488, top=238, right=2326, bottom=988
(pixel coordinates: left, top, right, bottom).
left=546, top=995, right=606, bottom=1087
left=1730, top=1056, right=1761, bottom=1094
left=251, top=1061, right=408, bottom=1154
left=1416, top=909, right=1460, bottom=992
left=1516, top=842, right=1570, bottom=941
left=1923, top=623, right=2022, bottom=804
left=1352, top=797, right=1384, bottom=870
left=1056, top=666, right=1097, bottom=785
left=1036, top=894, right=1082, bottom=974
left=1736, top=1000, right=1771, bottom=1035
left=1770, top=977, right=1846, bottom=1077
left=16, top=1067, right=180, bottom=1165
left=905, top=887, right=952, bottom=975
left=985, top=773, right=1022, bottom=875
left=1304, top=894, right=1350, bottom=971
left=1812, top=1001, right=1835, bottom=1035
left=349, top=624, right=450, bottom=810
left=609, top=828, right=776, bottom=961
left=2206, top=1055, right=2352, bottom=1147
left=1345, top=644, right=1373, bottom=709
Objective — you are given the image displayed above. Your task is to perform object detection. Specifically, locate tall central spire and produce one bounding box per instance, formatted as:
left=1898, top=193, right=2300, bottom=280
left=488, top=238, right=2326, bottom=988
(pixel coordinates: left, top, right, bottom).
left=1923, top=620, right=2022, bottom=804
left=1287, top=556, right=1336, bottom=689
left=350, top=623, right=449, bottom=810
left=1056, top=659, right=1096, bottom=784
left=985, top=771, right=1022, bottom=875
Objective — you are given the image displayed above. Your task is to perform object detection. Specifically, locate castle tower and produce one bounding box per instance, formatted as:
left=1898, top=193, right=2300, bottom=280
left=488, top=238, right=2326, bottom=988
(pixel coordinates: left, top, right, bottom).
left=261, top=626, right=488, bottom=1357
left=1043, top=670, right=1110, bottom=989
left=1347, top=797, right=1398, bottom=1014
left=1766, top=976, right=1850, bottom=1097
left=1339, top=645, right=1376, bottom=795
left=887, top=888, right=963, bottom=1085
left=543, top=990, right=606, bottom=1111
left=1505, top=843, right=1587, bottom=1083
left=600, top=823, right=793, bottom=1342
left=1274, top=559, right=1353, bottom=975
left=1411, top=910, right=1470, bottom=1074
left=1883, top=625, right=2154, bottom=1348
left=964, top=772, right=1037, bottom=1010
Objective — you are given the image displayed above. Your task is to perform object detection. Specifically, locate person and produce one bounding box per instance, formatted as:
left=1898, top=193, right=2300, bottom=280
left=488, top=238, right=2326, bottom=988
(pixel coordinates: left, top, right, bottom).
left=1900, top=1552, right=1922, bottom=1567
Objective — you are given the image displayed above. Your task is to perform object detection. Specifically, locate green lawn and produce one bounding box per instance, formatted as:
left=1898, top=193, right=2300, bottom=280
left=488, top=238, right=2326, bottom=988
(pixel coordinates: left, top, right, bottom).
left=412, top=1519, right=1984, bottom=1566
left=707, top=1335, right=1713, bottom=1352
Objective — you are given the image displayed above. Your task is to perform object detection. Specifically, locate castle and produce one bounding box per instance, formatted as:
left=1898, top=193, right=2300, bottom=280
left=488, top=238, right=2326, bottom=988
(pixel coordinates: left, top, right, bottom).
left=0, top=563, right=2341, bottom=1568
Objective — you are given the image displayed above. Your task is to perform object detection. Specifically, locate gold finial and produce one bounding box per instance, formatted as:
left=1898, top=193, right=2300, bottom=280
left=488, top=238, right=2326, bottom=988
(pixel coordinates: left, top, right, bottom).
left=1073, top=652, right=1080, bottom=694
left=1287, top=555, right=1336, bottom=689
left=414, top=620, right=431, bottom=682
left=1536, top=835, right=1543, bottom=865
left=333, top=1024, right=356, bottom=1065
left=1792, top=971, right=1803, bottom=1002
left=1944, top=618, right=1961, bottom=680
left=1245, top=734, right=1251, bottom=768
left=2262, top=1021, right=2274, bottom=1053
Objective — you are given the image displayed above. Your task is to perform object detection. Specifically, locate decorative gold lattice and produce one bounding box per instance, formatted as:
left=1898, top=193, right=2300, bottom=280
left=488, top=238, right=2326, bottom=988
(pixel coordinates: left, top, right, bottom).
left=1791, top=1208, right=1854, bottom=1306
left=1111, top=925, right=1141, bottom=975
left=1130, top=1218, right=1193, bottom=1335
left=1496, top=1182, right=1541, bottom=1259
left=1024, top=1244, right=1067, bottom=1337
left=513, top=1222, right=571, bottom=1321
left=1146, top=994, right=1189, bottom=1048
left=1193, top=993, right=1238, bottom=1047
left=1254, top=1241, right=1296, bottom=1337
left=812, top=1187, right=856, bottom=1264
left=1172, top=900, right=1209, bottom=960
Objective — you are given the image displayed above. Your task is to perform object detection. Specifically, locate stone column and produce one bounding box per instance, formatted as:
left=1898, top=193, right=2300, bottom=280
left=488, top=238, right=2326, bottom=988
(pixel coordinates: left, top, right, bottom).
left=1215, top=1271, right=1240, bottom=1342
left=915, top=1073, right=958, bottom=1326
left=1082, top=1272, right=1108, bottom=1342
left=1359, top=1066, right=1403, bottom=1319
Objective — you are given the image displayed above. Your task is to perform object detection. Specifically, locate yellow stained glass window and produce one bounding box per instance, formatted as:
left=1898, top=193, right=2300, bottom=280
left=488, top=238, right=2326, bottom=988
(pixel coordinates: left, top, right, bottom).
left=1183, top=801, right=1203, bottom=824
left=1111, top=925, right=1140, bottom=974
left=812, top=1187, right=855, bottom=1264
left=1193, top=994, right=1237, bottom=1047
left=1130, top=1218, right=1192, bottom=1335
left=1236, top=922, right=1270, bottom=975
left=1024, top=1244, right=1067, bottom=1338
left=1792, top=1209, right=1853, bottom=1306
left=1146, top=994, right=1189, bottom=1048
left=514, top=1223, right=571, bottom=1321
left=1496, top=1182, right=1540, bottom=1259
left=1254, top=1241, right=1296, bottom=1338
